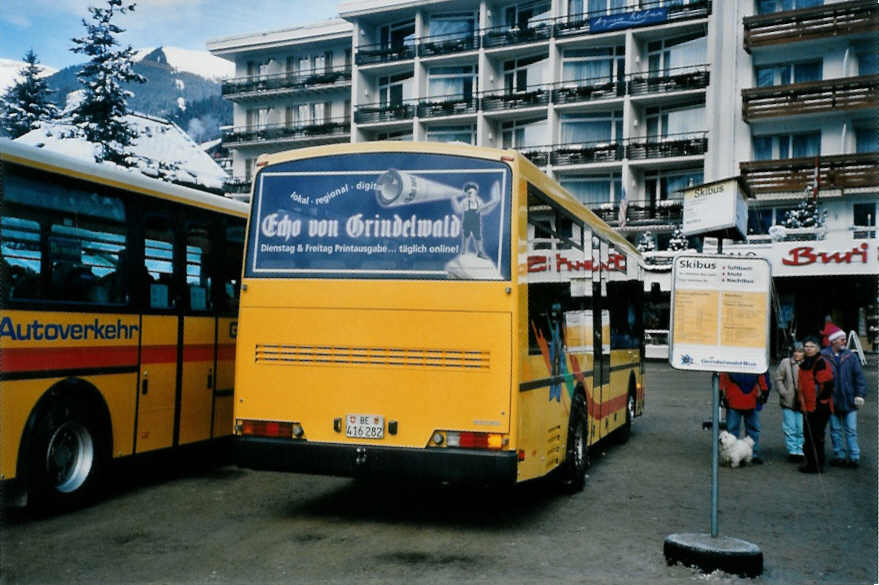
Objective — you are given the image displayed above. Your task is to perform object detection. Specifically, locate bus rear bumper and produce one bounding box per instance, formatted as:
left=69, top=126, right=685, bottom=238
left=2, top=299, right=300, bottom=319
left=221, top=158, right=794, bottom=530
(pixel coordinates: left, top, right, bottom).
left=235, top=437, right=518, bottom=485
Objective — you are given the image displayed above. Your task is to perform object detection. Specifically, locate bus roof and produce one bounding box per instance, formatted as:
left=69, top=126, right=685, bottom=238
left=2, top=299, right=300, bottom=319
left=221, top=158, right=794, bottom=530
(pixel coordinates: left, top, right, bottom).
left=257, top=141, right=640, bottom=258
left=0, top=138, right=249, bottom=218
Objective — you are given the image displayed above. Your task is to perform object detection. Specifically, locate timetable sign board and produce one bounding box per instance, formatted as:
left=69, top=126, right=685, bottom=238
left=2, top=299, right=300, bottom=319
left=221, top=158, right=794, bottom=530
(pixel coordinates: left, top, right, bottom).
left=669, top=255, right=771, bottom=374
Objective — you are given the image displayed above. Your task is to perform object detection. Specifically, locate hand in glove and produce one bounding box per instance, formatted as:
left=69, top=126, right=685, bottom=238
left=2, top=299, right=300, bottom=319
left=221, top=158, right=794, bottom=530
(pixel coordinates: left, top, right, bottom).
left=854, top=396, right=865, bottom=409
left=759, top=391, right=769, bottom=405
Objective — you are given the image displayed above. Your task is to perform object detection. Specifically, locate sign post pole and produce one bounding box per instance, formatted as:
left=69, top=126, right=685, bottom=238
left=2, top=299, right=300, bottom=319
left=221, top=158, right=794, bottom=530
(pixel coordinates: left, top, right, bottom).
left=710, top=371, right=719, bottom=538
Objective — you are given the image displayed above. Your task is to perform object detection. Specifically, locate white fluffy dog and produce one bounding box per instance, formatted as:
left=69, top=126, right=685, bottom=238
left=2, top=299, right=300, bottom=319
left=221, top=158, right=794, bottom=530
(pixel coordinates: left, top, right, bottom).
left=718, top=430, right=754, bottom=468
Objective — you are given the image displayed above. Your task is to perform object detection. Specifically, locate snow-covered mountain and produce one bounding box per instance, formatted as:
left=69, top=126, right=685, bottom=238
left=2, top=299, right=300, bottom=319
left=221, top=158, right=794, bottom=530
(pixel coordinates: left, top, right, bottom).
left=0, top=58, right=57, bottom=92
left=133, top=46, right=233, bottom=81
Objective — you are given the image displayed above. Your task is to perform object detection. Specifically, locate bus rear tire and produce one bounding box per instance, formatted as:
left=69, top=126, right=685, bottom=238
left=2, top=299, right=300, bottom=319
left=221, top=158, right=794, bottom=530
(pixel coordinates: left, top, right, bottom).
left=558, top=392, right=589, bottom=493
left=27, top=397, right=106, bottom=513
left=615, top=387, right=636, bottom=444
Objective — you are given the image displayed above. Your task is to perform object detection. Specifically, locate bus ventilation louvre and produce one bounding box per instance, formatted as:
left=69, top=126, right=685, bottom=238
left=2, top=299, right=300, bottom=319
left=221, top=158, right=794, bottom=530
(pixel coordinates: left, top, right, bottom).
left=255, top=345, right=490, bottom=370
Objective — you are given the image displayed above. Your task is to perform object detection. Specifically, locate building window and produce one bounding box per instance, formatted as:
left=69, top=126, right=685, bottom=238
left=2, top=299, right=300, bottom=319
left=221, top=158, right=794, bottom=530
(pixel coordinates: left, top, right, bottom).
left=562, top=46, right=624, bottom=82
left=504, top=54, right=548, bottom=93
left=853, top=202, right=877, bottom=239
left=756, top=0, right=822, bottom=15
left=379, top=19, right=415, bottom=49
left=645, top=103, right=705, bottom=138
left=379, top=72, right=414, bottom=106
left=644, top=168, right=703, bottom=204
left=504, top=0, right=551, bottom=29
left=560, top=173, right=622, bottom=206
left=755, top=60, right=822, bottom=87
left=561, top=111, right=623, bottom=144
left=502, top=118, right=548, bottom=148
left=753, top=131, right=821, bottom=160
left=856, top=43, right=878, bottom=76
left=428, top=12, right=476, bottom=39
left=747, top=206, right=796, bottom=234
left=374, top=130, right=414, bottom=141
left=855, top=127, right=878, bottom=153
left=647, top=34, right=706, bottom=76
left=427, top=65, right=477, bottom=99
left=426, top=124, right=476, bottom=144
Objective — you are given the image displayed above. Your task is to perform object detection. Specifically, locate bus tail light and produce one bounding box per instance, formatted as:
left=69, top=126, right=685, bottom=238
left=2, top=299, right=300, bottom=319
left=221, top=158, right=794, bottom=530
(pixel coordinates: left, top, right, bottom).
left=446, top=431, right=505, bottom=450
left=237, top=419, right=299, bottom=439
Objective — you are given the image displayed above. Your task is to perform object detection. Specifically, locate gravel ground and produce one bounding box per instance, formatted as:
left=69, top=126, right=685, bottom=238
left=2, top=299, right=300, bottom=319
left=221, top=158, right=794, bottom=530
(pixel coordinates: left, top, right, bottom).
left=1, top=360, right=876, bottom=585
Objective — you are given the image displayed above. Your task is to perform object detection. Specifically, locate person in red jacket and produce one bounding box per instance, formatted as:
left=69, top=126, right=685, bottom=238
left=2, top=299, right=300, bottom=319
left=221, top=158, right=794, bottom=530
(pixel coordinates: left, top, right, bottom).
left=719, top=371, right=771, bottom=464
left=797, top=337, right=835, bottom=473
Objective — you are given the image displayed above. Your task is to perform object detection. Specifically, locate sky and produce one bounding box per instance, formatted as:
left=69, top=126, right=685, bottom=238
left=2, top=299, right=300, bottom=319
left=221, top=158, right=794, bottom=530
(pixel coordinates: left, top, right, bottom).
left=0, top=0, right=340, bottom=70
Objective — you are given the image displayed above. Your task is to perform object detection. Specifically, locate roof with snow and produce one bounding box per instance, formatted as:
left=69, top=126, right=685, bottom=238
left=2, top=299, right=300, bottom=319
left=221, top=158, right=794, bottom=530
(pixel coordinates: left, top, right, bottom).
left=207, top=19, right=352, bottom=56
left=15, top=112, right=230, bottom=194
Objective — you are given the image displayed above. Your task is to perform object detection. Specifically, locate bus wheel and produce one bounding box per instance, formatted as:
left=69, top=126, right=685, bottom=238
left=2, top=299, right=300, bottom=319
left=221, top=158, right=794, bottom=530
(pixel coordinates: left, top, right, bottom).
left=28, top=398, right=105, bottom=512
left=559, top=393, right=589, bottom=493
left=616, top=389, right=636, bottom=444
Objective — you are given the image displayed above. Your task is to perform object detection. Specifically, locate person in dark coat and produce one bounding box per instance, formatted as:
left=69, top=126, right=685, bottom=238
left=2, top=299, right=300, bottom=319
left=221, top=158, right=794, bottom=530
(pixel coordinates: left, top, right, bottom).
left=798, top=337, right=834, bottom=473
left=822, top=328, right=867, bottom=468
left=719, top=371, right=771, bottom=464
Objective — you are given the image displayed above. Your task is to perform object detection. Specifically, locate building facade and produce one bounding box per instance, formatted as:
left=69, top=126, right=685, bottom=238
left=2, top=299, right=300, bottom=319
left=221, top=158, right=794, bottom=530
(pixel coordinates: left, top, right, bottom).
left=209, top=0, right=878, bottom=352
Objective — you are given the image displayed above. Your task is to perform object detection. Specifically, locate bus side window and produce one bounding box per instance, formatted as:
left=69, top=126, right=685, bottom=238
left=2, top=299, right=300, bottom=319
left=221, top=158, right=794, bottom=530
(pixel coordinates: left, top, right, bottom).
left=1, top=215, right=43, bottom=302
left=186, top=217, right=212, bottom=313
left=48, top=216, right=127, bottom=305
left=144, top=210, right=177, bottom=310
left=221, top=218, right=245, bottom=313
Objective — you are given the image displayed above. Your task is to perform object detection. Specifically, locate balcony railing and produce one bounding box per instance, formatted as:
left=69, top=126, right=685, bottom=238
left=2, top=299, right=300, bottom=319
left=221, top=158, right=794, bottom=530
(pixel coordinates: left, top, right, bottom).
left=481, top=85, right=551, bottom=111
left=481, top=17, right=554, bottom=49
left=551, top=140, right=624, bottom=166
left=743, top=0, right=879, bottom=52
left=626, top=132, right=708, bottom=160
left=742, top=75, right=879, bottom=121
left=418, top=31, right=479, bottom=57
left=520, top=149, right=550, bottom=166
left=221, top=67, right=352, bottom=98
left=588, top=199, right=683, bottom=224
left=222, top=118, right=351, bottom=145
left=354, top=101, right=417, bottom=124
left=739, top=152, right=879, bottom=195
left=224, top=177, right=252, bottom=194
left=553, top=0, right=711, bottom=37
left=417, top=94, right=478, bottom=118
left=551, top=75, right=625, bottom=105
left=627, top=65, right=710, bottom=96
left=355, top=42, right=416, bottom=66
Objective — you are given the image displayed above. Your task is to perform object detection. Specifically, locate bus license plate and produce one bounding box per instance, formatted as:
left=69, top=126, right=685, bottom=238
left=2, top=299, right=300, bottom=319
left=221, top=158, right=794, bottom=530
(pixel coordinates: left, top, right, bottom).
left=346, top=414, right=384, bottom=439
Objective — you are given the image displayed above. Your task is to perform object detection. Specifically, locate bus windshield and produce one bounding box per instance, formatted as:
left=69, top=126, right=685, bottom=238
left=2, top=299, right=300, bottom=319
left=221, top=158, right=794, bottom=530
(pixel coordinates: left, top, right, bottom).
left=247, top=152, right=512, bottom=280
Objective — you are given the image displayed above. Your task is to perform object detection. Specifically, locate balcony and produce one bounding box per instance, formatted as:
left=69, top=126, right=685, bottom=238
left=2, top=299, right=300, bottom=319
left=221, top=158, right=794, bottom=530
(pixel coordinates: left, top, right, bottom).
left=481, top=86, right=550, bottom=112
left=222, top=117, right=350, bottom=147
left=224, top=177, right=252, bottom=194
left=221, top=67, right=352, bottom=100
left=742, top=75, right=879, bottom=122
left=355, top=42, right=415, bottom=66
left=743, top=0, right=879, bottom=53
left=417, top=94, right=478, bottom=119
left=551, top=141, right=624, bottom=166
left=589, top=199, right=683, bottom=225
left=554, top=0, right=711, bottom=37
left=354, top=101, right=416, bottom=124
left=418, top=32, right=479, bottom=58
left=551, top=75, right=625, bottom=106
left=626, top=132, right=708, bottom=160
left=520, top=149, right=550, bottom=166
left=627, top=65, right=710, bottom=96
left=739, top=152, right=879, bottom=195
left=481, top=18, right=553, bottom=50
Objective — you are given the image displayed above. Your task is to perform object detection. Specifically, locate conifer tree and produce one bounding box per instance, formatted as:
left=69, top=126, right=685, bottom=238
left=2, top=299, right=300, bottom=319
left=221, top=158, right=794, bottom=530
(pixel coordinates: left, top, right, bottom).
left=70, top=0, right=145, bottom=165
left=667, top=225, right=689, bottom=252
left=0, top=50, right=59, bottom=138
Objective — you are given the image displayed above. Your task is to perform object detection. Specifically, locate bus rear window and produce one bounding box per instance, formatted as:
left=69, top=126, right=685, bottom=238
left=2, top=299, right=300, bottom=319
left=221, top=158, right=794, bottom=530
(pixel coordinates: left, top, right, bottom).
left=246, top=152, right=511, bottom=280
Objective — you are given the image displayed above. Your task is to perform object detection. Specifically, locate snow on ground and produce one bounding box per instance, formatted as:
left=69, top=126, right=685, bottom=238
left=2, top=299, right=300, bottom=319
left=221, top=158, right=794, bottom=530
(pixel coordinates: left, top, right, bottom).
left=0, top=58, right=57, bottom=92
left=16, top=112, right=229, bottom=191
left=134, top=46, right=233, bottom=80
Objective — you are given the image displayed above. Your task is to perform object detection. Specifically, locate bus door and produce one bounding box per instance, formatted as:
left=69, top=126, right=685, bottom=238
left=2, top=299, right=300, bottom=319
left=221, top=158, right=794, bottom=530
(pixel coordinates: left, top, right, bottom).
left=137, top=206, right=180, bottom=453
left=213, top=218, right=244, bottom=438
left=591, top=237, right=611, bottom=440
left=178, top=215, right=216, bottom=445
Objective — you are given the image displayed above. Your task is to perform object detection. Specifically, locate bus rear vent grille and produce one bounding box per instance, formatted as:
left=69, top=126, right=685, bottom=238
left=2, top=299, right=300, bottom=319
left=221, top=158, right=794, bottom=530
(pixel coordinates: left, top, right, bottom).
left=255, top=345, right=490, bottom=370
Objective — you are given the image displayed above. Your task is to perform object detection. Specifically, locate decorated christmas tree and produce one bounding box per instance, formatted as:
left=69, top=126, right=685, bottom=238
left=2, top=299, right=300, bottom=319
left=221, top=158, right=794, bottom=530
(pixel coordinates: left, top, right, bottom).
left=667, top=225, right=689, bottom=252
left=783, top=197, right=825, bottom=229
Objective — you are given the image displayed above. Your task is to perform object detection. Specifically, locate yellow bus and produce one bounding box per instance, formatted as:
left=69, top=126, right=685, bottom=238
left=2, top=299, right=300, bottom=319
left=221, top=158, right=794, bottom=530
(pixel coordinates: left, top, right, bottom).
left=0, top=139, right=248, bottom=510
left=234, top=141, right=644, bottom=490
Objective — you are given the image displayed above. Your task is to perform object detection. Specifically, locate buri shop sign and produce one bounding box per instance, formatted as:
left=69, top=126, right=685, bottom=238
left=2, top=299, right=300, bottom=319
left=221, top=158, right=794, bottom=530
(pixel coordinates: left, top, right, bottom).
left=724, top=240, right=878, bottom=278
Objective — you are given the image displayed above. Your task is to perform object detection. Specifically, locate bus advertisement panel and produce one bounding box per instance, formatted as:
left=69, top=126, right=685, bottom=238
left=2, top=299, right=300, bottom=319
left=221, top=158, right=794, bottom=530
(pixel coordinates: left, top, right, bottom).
left=248, top=152, right=511, bottom=280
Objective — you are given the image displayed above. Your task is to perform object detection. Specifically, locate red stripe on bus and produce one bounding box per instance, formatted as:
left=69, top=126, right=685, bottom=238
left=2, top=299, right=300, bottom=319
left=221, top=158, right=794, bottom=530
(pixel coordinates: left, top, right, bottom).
left=141, top=345, right=178, bottom=364
left=217, top=344, right=236, bottom=361
left=0, top=346, right=138, bottom=373
left=182, top=344, right=215, bottom=362
left=587, top=391, right=629, bottom=420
